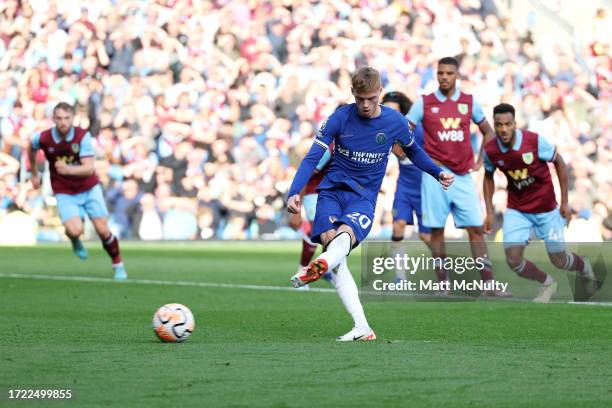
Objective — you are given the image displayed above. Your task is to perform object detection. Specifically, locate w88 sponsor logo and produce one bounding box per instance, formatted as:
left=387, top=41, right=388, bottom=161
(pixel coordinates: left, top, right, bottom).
left=437, top=130, right=464, bottom=142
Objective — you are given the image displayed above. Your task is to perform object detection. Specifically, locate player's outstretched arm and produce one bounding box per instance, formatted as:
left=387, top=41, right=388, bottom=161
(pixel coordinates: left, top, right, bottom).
left=399, top=141, right=453, bottom=189
left=482, top=171, right=496, bottom=234
left=553, top=154, right=571, bottom=225
left=474, top=120, right=495, bottom=171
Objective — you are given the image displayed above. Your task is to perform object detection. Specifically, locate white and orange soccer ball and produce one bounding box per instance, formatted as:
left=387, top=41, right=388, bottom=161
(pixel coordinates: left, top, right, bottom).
left=152, top=303, right=195, bottom=343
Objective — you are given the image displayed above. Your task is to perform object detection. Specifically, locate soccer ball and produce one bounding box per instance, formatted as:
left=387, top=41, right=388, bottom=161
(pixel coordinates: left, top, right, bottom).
left=152, top=303, right=195, bottom=343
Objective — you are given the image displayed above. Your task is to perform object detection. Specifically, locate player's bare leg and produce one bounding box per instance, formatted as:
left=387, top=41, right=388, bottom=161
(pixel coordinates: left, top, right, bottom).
left=429, top=228, right=450, bottom=292
left=391, top=220, right=407, bottom=281
left=467, top=226, right=510, bottom=297
left=64, top=217, right=87, bottom=260
left=91, top=217, right=126, bottom=280
left=505, top=245, right=556, bottom=302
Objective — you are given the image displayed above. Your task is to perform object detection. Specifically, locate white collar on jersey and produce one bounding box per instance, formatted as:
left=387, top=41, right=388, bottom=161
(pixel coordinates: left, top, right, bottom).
left=497, top=129, right=523, bottom=153
left=51, top=127, right=75, bottom=144
left=433, top=88, right=461, bottom=102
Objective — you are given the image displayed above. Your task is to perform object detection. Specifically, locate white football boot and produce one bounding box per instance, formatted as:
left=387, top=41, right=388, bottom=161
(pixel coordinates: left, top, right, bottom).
left=336, top=327, right=377, bottom=342
left=533, top=281, right=558, bottom=303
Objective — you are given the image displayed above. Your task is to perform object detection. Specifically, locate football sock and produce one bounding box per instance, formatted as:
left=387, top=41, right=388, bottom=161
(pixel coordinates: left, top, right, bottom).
left=390, top=237, right=407, bottom=280
left=317, top=231, right=351, bottom=272
left=479, top=257, right=494, bottom=281
left=300, top=238, right=317, bottom=267
left=334, top=257, right=370, bottom=331
left=513, top=259, right=548, bottom=284
left=102, top=233, right=122, bottom=264
left=562, top=252, right=586, bottom=273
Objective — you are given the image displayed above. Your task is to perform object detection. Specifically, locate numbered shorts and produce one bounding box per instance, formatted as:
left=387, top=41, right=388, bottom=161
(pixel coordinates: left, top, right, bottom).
left=503, top=208, right=566, bottom=253
left=302, top=193, right=318, bottom=222
left=56, top=184, right=109, bottom=223
left=311, top=187, right=374, bottom=246
left=392, top=186, right=431, bottom=234
left=421, top=168, right=482, bottom=228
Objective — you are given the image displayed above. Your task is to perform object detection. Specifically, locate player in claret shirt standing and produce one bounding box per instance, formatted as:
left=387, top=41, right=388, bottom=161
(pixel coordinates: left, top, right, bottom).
left=483, top=103, right=596, bottom=303
left=287, top=67, right=454, bottom=341
left=407, top=56, right=505, bottom=295
left=27, top=102, right=127, bottom=280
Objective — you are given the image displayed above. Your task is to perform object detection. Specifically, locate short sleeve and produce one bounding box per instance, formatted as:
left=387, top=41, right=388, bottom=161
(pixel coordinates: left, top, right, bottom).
left=537, top=134, right=556, bottom=162
left=31, top=132, right=41, bottom=150
left=483, top=151, right=496, bottom=173
left=79, top=132, right=96, bottom=157
left=406, top=96, right=424, bottom=126
left=471, top=99, right=485, bottom=124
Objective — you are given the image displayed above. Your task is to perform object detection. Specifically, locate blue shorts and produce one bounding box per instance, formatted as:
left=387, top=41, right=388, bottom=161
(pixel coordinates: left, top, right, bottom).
left=56, top=184, right=109, bottom=223
left=311, top=187, right=375, bottom=246
left=392, top=186, right=431, bottom=234
left=302, top=193, right=318, bottom=222
left=421, top=168, right=482, bottom=228
left=503, top=208, right=566, bottom=253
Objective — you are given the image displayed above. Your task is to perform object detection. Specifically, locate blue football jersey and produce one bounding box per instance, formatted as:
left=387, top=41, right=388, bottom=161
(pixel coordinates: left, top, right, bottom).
left=313, top=104, right=413, bottom=203
left=288, top=104, right=442, bottom=204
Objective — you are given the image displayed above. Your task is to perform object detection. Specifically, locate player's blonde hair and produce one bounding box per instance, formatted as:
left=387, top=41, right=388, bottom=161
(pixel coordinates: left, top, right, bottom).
left=351, top=67, right=381, bottom=93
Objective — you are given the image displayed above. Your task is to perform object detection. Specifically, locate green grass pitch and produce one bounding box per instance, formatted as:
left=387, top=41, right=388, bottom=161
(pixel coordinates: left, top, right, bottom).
left=1, top=242, right=611, bottom=407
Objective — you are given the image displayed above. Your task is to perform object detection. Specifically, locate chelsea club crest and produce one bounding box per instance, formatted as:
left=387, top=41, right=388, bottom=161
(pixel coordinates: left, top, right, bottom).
left=375, top=132, right=387, bottom=144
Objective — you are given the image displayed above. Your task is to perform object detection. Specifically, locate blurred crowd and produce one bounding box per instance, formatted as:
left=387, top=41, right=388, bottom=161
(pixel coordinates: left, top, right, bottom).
left=0, top=0, right=610, bottom=242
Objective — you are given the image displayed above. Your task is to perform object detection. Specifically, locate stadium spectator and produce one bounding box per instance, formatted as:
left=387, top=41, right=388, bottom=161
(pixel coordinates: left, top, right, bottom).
left=0, top=0, right=608, bottom=241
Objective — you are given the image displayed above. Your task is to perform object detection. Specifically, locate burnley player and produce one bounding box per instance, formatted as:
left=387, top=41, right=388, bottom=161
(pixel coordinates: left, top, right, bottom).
left=287, top=67, right=454, bottom=341
left=483, top=103, right=595, bottom=303
left=288, top=143, right=334, bottom=289
left=407, top=56, right=502, bottom=294
left=28, top=102, right=126, bottom=280
left=382, top=92, right=431, bottom=281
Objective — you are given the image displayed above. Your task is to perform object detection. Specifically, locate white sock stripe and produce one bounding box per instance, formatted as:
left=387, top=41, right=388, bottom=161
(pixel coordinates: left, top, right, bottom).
left=104, top=234, right=115, bottom=245
left=565, top=253, right=573, bottom=270
left=513, top=259, right=527, bottom=273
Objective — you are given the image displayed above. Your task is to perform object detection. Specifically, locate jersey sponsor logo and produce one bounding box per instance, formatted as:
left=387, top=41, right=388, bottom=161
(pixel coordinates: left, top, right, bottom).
left=71, top=143, right=80, bottom=153
left=458, top=103, right=468, bottom=115
left=508, top=167, right=535, bottom=190
left=507, top=168, right=529, bottom=180
left=440, top=117, right=462, bottom=129
left=375, top=132, right=387, bottom=144
left=522, top=152, right=534, bottom=165
left=438, top=117, right=464, bottom=142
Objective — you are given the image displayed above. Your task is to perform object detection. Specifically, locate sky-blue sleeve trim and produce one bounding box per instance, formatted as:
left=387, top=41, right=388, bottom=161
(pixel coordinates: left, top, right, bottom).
left=407, top=96, right=424, bottom=126
left=472, top=99, right=485, bottom=124
left=537, top=134, right=556, bottom=162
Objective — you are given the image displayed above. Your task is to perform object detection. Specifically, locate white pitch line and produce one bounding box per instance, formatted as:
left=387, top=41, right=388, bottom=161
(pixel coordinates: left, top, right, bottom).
left=566, top=301, right=612, bottom=307
left=0, top=272, right=336, bottom=293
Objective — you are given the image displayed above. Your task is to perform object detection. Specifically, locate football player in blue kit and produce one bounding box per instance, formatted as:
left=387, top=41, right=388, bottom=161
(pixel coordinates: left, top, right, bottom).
left=287, top=67, right=454, bottom=341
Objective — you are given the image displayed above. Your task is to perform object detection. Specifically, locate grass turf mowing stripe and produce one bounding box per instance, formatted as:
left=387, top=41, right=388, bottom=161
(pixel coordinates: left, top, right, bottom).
left=0, top=272, right=336, bottom=293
